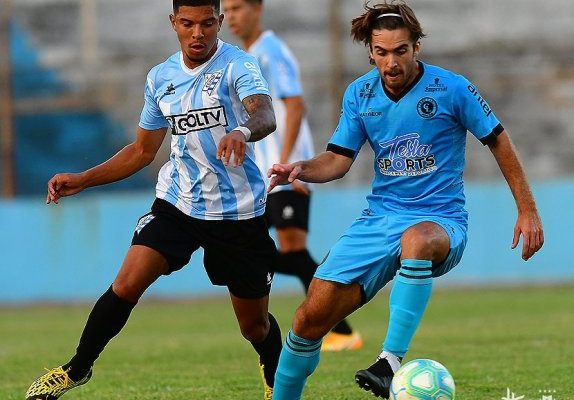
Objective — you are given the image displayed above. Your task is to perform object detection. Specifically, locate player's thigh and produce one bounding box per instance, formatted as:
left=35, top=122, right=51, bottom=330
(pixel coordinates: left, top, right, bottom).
left=113, top=245, right=169, bottom=301
left=130, top=198, right=201, bottom=271
left=276, top=227, right=307, bottom=252
left=315, top=212, right=401, bottom=303
left=423, top=217, right=467, bottom=277
left=200, top=216, right=278, bottom=299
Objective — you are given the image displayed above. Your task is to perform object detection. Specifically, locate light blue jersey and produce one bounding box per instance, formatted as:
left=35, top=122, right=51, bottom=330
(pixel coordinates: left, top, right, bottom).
left=139, top=40, right=270, bottom=220
left=329, top=62, right=503, bottom=223
left=248, top=31, right=314, bottom=193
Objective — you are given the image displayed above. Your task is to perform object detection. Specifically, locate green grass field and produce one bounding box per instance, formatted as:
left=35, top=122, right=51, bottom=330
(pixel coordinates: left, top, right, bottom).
left=1, top=285, right=572, bottom=400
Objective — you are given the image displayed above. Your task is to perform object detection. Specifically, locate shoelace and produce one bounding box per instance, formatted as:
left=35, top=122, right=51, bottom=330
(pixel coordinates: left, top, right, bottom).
left=41, top=367, right=71, bottom=389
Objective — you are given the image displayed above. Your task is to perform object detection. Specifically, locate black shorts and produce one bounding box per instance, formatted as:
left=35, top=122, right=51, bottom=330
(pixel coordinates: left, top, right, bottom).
left=131, top=198, right=278, bottom=299
left=264, top=190, right=310, bottom=231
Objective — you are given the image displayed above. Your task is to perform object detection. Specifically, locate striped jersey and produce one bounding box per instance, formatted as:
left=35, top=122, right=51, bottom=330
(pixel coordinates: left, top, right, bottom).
left=139, top=40, right=270, bottom=220
left=248, top=30, right=315, bottom=192
left=329, top=62, right=503, bottom=223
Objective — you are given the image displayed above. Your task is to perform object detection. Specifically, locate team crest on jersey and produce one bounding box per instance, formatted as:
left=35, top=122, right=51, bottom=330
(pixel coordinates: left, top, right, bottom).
left=359, top=82, right=376, bottom=98
left=417, top=97, right=438, bottom=118
left=203, top=71, right=223, bottom=96
left=166, top=106, right=228, bottom=135
left=377, top=133, right=437, bottom=176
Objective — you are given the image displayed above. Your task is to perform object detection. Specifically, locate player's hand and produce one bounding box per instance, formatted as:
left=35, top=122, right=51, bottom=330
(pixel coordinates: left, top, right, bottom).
left=512, top=209, right=544, bottom=261
left=290, top=179, right=310, bottom=196
left=46, top=173, right=86, bottom=204
left=217, top=130, right=246, bottom=167
left=267, top=163, right=301, bottom=192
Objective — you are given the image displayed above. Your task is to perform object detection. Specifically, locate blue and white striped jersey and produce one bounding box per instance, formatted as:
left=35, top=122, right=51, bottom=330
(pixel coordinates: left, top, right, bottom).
left=139, top=40, right=270, bottom=220
left=248, top=31, right=315, bottom=192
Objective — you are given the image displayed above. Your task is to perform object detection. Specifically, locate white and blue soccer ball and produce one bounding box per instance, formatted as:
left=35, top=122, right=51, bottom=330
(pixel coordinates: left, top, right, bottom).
left=389, top=359, right=455, bottom=400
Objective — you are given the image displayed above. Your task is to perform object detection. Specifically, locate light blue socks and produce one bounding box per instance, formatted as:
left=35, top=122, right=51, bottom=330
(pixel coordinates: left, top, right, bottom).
left=383, top=259, right=433, bottom=357
left=272, top=330, right=322, bottom=400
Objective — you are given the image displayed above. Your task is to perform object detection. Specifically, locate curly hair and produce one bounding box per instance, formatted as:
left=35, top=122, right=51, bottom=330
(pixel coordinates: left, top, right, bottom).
left=173, top=0, right=220, bottom=13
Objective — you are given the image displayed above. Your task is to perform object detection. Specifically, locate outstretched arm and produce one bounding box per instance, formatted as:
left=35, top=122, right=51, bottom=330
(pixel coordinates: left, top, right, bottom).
left=217, top=94, right=276, bottom=167
left=47, top=126, right=167, bottom=204
left=488, top=130, right=544, bottom=260
left=267, top=150, right=353, bottom=192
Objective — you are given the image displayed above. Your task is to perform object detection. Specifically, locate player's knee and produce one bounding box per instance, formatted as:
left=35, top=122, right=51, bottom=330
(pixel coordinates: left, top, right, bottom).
left=292, top=305, right=329, bottom=340
left=111, top=281, right=144, bottom=303
left=401, top=225, right=448, bottom=260
left=238, top=318, right=269, bottom=343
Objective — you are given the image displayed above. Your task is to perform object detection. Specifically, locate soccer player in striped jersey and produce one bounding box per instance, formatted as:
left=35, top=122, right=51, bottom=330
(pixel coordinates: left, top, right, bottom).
left=223, top=0, right=362, bottom=352
left=268, top=2, right=544, bottom=399
left=25, top=1, right=280, bottom=399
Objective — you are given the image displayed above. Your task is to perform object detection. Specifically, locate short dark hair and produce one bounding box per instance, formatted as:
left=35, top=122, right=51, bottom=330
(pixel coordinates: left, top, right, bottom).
left=351, top=1, right=426, bottom=46
left=173, top=0, right=220, bottom=13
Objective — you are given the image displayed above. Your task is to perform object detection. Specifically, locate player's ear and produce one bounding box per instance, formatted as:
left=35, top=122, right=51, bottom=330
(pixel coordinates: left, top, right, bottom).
left=413, top=41, right=421, bottom=57
left=169, top=14, right=176, bottom=30
left=218, top=13, right=225, bottom=30
left=368, top=43, right=375, bottom=65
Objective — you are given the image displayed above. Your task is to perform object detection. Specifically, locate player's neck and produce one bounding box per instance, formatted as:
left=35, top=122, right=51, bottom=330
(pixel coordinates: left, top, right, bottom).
left=244, top=27, right=263, bottom=51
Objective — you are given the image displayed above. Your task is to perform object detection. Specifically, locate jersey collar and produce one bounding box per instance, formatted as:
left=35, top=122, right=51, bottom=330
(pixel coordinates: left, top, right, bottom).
left=382, top=61, right=424, bottom=103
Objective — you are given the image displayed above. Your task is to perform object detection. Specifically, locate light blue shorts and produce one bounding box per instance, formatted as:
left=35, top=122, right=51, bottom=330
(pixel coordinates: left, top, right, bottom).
left=314, top=210, right=468, bottom=303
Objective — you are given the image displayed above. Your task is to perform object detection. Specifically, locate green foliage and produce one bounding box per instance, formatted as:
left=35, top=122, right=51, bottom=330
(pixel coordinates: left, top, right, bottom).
left=1, top=285, right=572, bottom=399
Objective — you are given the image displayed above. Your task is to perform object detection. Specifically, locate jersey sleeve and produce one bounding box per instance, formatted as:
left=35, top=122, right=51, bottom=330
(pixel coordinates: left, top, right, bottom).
left=327, top=84, right=367, bottom=158
left=453, top=76, right=503, bottom=145
left=232, top=55, right=271, bottom=101
left=264, top=47, right=303, bottom=98
left=139, top=68, right=169, bottom=130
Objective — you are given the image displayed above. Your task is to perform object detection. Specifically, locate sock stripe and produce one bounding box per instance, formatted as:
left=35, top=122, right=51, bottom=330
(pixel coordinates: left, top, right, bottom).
left=400, top=265, right=433, bottom=271
left=398, top=272, right=432, bottom=279
left=285, top=340, right=322, bottom=354
left=286, top=332, right=322, bottom=354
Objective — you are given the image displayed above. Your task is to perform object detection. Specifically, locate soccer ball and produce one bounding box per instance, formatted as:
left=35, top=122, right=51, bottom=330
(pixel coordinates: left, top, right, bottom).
left=389, top=359, right=455, bottom=399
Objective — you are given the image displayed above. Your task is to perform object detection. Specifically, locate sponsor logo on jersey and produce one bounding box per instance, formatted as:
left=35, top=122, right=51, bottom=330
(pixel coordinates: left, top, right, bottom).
left=166, top=106, right=228, bottom=135
left=203, top=71, right=223, bottom=96
left=424, top=78, right=448, bottom=93
left=359, top=82, right=376, bottom=98
left=360, top=108, right=383, bottom=118
left=377, top=133, right=437, bottom=176
left=467, top=84, right=493, bottom=117
left=243, top=61, right=267, bottom=89
left=417, top=97, right=438, bottom=118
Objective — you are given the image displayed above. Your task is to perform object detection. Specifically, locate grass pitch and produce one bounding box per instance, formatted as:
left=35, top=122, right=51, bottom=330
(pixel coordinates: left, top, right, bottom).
left=1, top=285, right=572, bottom=399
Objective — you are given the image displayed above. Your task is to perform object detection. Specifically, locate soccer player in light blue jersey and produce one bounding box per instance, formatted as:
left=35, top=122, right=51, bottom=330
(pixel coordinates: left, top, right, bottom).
left=223, top=0, right=362, bottom=352
left=268, top=2, right=544, bottom=399
left=26, top=1, right=281, bottom=400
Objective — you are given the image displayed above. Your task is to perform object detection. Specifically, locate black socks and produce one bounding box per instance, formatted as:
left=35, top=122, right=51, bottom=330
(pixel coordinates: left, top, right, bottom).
left=251, top=313, right=282, bottom=387
left=275, top=250, right=317, bottom=292
left=65, top=286, right=136, bottom=381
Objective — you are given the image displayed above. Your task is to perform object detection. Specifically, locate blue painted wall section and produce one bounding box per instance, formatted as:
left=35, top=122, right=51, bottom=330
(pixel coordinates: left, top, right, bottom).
left=0, top=181, right=570, bottom=303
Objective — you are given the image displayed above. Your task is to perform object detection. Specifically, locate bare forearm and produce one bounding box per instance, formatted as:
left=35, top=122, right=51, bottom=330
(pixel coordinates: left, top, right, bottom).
left=295, top=151, right=352, bottom=183
left=241, top=94, right=277, bottom=142
left=489, top=132, right=537, bottom=212
left=81, top=142, right=155, bottom=188
left=280, top=97, right=305, bottom=163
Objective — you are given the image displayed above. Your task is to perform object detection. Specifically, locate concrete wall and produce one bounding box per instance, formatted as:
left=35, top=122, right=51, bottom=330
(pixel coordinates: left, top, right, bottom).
left=1, top=181, right=571, bottom=303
